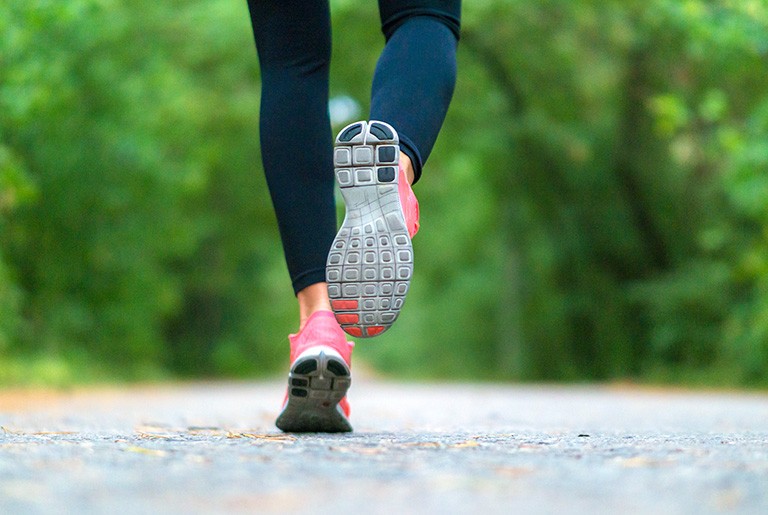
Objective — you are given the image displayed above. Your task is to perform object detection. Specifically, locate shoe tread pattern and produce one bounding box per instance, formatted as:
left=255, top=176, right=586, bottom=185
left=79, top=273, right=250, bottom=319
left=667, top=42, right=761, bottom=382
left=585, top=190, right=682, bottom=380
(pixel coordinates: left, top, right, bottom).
left=275, top=350, right=352, bottom=433
left=327, top=121, right=413, bottom=338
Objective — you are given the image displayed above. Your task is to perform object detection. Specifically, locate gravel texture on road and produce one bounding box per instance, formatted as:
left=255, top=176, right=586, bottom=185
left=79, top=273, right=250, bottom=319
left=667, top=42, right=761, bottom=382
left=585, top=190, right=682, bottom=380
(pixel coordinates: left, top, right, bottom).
left=1, top=380, right=767, bottom=514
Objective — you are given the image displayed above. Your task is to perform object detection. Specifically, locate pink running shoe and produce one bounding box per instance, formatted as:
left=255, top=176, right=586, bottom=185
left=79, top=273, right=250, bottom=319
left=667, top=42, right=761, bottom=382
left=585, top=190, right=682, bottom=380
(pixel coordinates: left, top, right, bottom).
left=327, top=120, right=419, bottom=338
left=275, top=311, right=354, bottom=433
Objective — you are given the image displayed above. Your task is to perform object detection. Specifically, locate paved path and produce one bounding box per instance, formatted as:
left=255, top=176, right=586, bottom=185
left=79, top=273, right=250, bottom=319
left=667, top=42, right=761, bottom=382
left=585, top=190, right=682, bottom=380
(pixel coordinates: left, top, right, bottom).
left=1, top=380, right=767, bottom=514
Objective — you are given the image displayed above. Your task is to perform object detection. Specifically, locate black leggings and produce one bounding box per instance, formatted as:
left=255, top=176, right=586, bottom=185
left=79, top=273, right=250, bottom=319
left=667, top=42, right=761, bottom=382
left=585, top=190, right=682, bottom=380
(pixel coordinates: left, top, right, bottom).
left=246, top=0, right=460, bottom=294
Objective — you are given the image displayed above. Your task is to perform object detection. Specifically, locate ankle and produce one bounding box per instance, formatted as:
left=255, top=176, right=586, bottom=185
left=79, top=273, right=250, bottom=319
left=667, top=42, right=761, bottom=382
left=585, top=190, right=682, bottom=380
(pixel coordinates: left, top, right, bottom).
left=400, top=151, right=415, bottom=185
left=297, top=282, right=332, bottom=330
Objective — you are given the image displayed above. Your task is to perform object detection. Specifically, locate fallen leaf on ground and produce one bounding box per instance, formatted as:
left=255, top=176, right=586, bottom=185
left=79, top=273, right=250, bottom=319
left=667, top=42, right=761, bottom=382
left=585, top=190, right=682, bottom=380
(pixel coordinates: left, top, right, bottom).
left=402, top=441, right=443, bottom=449
left=1, top=427, right=76, bottom=436
left=187, top=426, right=226, bottom=435
left=329, top=446, right=385, bottom=455
left=125, top=446, right=168, bottom=457
left=449, top=440, right=481, bottom=449
left=136, top=431, right=178, bottom=439
left=227, top=432, right=296, bottom=443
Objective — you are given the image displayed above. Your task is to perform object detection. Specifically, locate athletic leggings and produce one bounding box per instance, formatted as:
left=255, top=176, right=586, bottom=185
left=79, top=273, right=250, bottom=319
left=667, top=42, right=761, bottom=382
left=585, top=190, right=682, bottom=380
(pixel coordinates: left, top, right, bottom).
left=246, top=0, right=461, bottom=294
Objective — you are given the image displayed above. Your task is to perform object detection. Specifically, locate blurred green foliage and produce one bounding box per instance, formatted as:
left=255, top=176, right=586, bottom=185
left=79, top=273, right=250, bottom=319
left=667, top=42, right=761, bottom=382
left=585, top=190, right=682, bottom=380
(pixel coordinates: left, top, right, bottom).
left=1, top=0, right=767, bottom=386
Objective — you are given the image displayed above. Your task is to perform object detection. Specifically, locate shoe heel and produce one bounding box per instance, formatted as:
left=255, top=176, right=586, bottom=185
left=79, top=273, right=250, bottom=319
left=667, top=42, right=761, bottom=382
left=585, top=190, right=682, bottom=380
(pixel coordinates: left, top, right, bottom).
left=276, top=348, right=352, bottom=433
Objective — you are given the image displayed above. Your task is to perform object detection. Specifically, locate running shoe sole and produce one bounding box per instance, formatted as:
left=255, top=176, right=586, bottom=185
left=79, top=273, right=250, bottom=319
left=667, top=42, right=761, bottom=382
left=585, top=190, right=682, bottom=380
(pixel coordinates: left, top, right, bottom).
left=275, top=346, right=352, bottom=433
left=326, top=120, right=413, bottom=338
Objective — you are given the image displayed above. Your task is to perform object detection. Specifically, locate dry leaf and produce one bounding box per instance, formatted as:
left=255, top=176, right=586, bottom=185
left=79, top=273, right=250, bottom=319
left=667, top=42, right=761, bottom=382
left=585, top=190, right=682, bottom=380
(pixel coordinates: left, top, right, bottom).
left=329, top=446, right=385, bottom=455
left=187, top=427, right=226, bottom=435
left=1, top=427, right=76, bottom=436
left=450, top=440, right=480, bottom=449
left=136, top=432, right=176, bottom=440
left=125, top=446, right=168, bottom=457
left=228, top=432, right=296, bottom=443
left=402, top=441, right=443, bottom=449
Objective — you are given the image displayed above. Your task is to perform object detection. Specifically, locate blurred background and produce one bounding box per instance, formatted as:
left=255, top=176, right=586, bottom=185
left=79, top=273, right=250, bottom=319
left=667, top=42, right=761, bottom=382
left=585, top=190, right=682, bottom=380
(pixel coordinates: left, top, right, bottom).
left=1, top=0, right=767, bottom=387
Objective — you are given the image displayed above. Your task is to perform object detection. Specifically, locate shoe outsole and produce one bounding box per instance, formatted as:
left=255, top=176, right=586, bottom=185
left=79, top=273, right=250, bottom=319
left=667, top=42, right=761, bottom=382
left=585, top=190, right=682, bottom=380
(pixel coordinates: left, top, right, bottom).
left=327, top=120, right=413, bottom=338
left=275, top=348, right=352, bottom=433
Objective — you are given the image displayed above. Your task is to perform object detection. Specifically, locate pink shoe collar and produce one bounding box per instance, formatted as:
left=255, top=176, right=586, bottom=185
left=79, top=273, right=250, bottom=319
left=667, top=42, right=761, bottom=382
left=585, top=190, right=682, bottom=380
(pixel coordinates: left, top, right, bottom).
left=398, top=163, right=420, bottom=238
left=289, top=310, right=354, bottom=364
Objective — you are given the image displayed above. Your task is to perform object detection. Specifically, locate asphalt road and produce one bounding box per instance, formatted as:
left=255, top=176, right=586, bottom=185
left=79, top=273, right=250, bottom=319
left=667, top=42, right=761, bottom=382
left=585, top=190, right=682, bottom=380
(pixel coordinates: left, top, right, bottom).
left=1, top=379, right=767, bottom=514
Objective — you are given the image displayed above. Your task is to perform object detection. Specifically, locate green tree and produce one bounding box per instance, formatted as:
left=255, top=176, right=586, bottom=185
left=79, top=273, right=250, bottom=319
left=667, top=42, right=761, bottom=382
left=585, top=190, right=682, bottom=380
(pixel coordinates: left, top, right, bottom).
left=1, top=0, right=767, bottom=387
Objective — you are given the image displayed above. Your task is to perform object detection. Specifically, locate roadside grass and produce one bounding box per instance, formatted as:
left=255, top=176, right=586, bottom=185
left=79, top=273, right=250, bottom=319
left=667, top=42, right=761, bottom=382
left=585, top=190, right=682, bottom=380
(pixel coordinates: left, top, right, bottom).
left=0, top=353, right=170, bottom=388
left=1, top=352, right=766, bottom=392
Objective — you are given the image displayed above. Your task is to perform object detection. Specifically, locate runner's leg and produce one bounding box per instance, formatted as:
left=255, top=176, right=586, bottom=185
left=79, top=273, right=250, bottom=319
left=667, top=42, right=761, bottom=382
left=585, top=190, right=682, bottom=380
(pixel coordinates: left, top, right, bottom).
left=372, top=0, right=461, bottom=183
left=246, top=0, right=335, bottom=307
